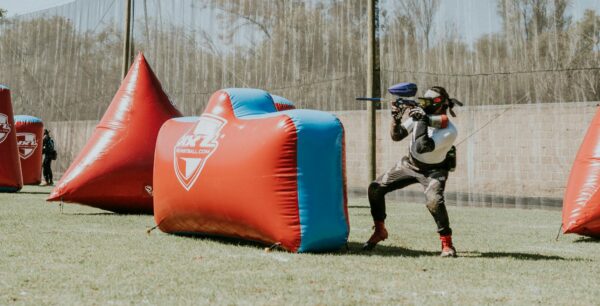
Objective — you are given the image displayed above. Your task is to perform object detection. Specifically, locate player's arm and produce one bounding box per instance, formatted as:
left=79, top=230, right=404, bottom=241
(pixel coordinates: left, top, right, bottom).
left=390, top=103, right=413, bottom=141
left=410, top=108, right=435, bottom=154
left=415, top=114, right=454, bottom=153
left=430, top=127, right=458, bottom=153
left=391, top=118, right=414, bottom=141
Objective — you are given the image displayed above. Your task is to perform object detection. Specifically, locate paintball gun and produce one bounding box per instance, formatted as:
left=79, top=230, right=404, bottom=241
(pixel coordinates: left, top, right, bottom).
left=357, top=82, right=464, bottom=119
left=356, top=82, right=419, bottom=110
left=356, top=82, right=419, bottom=120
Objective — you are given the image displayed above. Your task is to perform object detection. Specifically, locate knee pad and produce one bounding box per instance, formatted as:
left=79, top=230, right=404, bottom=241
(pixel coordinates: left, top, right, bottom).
left=426, top=196, right=444, bottom=212
left=425, top=183, right=444, bottom=210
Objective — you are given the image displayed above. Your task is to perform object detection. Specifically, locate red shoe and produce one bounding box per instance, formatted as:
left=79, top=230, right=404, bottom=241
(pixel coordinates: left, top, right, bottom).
left=363, top=221, right=388, bottom=250
left=440, top=235, right=457, bottom=257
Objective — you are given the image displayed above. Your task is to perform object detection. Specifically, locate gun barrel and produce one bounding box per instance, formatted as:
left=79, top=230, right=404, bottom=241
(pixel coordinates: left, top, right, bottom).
left=355, top=97, right=383, bottom=102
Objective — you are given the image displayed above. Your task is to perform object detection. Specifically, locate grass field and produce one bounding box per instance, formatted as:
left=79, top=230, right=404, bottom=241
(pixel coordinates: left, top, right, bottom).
left=1, top=185, right=599, bottom=305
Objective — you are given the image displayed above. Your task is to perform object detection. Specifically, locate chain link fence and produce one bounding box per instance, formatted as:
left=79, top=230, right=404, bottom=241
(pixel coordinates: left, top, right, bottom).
left=1, top=0, right=599, bottom=207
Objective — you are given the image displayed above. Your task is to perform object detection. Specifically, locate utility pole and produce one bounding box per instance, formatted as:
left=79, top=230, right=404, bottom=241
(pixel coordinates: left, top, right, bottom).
left=121, top=0, right=133, bottom=79
left=367, top=0, right=377, bottom=181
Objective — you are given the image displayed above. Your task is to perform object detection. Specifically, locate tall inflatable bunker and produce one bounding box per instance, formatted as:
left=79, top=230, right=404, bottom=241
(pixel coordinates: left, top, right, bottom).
left=47, top=53, right=182, bottom=213
left=0, top=85, right=23, bottom=192
left=563, top=107, right=600, bottom=237
left=14, top=115, right=44, bottom=185
left=153, top=89, right=349, bottom=252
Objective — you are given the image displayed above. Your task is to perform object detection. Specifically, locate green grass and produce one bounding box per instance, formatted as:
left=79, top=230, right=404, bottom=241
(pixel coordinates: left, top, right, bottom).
left=1, top=185, right=599, bottom=305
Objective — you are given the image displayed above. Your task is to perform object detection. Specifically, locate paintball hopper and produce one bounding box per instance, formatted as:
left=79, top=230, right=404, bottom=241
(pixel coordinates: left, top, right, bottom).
left=388, top=82, right=417, bottom=97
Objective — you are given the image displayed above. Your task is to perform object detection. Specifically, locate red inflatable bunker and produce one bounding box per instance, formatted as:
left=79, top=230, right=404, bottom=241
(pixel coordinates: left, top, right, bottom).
left=14, top=116, right=44, bottom=185
left=563, top=107, right=600, bottom=237
left=0, top=85, right=23, bottom=192
left=47, top=53, right=182, bottom=213
left=272, top=95, right=295, bottom=111
left=153, top=89, right=349, bottom=252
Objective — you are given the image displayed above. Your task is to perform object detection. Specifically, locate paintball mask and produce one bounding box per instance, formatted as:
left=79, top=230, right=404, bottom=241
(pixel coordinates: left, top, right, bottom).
left=417, top=87, right=447, bottom=114
left=417, top=86, right=462, bottom=116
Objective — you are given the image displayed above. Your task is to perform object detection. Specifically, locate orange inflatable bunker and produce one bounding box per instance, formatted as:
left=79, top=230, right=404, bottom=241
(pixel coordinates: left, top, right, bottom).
left=47, top=53, right=182, bottom=213
left=563, top=107, right=600, bottom=237
left=14, top=116, right=44, bottom=185
left=0, top=85, right=23, bottom=192
left=153, top=89, right=349, bottom=252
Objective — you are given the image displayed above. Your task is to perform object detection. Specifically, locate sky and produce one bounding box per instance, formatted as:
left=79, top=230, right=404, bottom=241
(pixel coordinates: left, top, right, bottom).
left=0, top=0, right=74, bottom=16
left=0, top=0, right=598, bottom=45
left=390, top=0, right=600, bottom=46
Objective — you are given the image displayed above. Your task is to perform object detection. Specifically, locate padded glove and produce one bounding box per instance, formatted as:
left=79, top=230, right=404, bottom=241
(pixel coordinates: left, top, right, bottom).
left=390, top=101, right=405, bottom=121
left=409, top=107, right=427, bottom=121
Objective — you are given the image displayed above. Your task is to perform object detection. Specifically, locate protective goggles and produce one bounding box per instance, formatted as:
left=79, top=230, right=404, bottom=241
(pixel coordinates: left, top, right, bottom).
left=416, top=96, right=444, bottom=109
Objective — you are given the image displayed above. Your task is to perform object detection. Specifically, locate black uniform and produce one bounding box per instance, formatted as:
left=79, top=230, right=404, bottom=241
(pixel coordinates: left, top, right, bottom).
left=42, top=135, right=55, bottom=184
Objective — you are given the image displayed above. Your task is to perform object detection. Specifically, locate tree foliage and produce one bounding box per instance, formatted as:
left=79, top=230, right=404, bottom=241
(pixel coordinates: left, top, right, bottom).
left=381, top=0, right=599, bottom=104
left=0, top=0, right=598, bottom=121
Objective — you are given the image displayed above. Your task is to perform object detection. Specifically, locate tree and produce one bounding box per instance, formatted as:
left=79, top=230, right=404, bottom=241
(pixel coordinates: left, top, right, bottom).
left=0, top=16, right=122, bottom=120
left=398, top=0, right=440, bottom=49
left=569, top=9, right=600, bottom=99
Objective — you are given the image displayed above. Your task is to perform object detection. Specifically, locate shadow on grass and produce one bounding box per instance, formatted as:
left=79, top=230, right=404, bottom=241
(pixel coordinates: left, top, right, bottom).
left=173, top=233, right=270, bottom=250
left=55, top=205, right=151, bottom=216
left=56, top=207, right=140, bottom=216
left=347, top=205, right=370, bottom=209
left=62, top=212, right=117, bottom=216
left=460, top=251, right=569, bottom=261
left=343, top=242, right=438, bottom=257
left=18, top=191, right=51, bottom=195
left=343, top=242, right=576, bottom=261
left=574, top=236, right=600, bottom=243
left=155, top=236, right=581, bottom=261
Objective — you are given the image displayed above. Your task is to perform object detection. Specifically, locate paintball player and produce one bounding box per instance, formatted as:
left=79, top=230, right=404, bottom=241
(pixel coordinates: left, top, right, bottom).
left=42, top=129, right=55, bottom=185
left=364, top=86, right=459, bottom=257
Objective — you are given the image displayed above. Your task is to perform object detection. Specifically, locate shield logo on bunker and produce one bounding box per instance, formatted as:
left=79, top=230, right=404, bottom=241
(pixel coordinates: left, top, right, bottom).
left=17, top=132, right=38, bottom=159
left=174, top=114, right=227, bottom=191
left=0, top=113, right=11, bottom=144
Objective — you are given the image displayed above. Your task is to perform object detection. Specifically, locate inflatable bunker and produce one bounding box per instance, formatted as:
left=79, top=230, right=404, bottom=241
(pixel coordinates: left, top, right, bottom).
left=153, top=88, right=349, bottom=252
left=272, top=95, right=295, bottom=111
left=47, top=53, right=182, bottom=213
left=15, top=115, right=44, bottom=185
left=563, top=107, right=600, bottom=237
left=0, top=85, right=23, bottom=192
